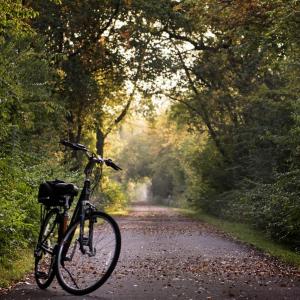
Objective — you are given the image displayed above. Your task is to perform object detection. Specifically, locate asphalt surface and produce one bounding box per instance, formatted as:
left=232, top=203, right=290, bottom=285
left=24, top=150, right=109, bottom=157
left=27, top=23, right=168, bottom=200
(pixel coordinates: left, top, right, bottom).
left=1, top=203, right=300, bottom=300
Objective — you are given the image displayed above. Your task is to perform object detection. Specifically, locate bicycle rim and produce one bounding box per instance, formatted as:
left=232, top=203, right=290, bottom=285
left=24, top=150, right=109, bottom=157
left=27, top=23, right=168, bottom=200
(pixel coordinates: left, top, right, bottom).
left=56, top=211, right=121, bottom=295
left=34, top=208, right=59, bottom=289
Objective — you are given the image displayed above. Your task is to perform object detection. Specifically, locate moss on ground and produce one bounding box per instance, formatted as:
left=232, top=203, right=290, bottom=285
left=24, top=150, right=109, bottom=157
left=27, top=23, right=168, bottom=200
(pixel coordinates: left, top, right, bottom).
left=0, top=248, right=33, bottom=288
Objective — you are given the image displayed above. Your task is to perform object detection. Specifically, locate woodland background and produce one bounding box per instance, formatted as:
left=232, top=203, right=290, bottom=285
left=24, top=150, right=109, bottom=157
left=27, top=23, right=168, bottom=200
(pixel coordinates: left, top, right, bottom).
left=0, top=0, right=299, bottom=284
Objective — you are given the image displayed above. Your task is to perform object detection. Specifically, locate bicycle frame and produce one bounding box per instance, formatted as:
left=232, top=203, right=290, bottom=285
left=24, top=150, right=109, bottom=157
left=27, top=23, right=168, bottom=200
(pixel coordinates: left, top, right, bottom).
left=60, top=155, right=99, bottom=258
left=55, top=140, right=121, bottom=260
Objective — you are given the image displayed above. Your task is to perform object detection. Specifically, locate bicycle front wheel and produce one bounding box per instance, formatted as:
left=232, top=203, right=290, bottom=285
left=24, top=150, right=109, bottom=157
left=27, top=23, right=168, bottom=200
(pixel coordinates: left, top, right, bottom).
left=56, top=211, right=121, bottom=295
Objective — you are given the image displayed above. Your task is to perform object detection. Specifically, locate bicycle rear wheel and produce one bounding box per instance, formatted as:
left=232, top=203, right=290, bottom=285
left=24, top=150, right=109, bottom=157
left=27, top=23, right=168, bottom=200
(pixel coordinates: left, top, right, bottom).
left=34, top=208, right=59, bottom=289
left=56, top=211, right=121, bottom=295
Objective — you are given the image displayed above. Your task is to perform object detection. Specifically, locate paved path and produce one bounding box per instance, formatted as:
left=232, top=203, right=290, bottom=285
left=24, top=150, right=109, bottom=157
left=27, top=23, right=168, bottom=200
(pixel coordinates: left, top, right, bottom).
left=2, top=204, right=300, bottom=299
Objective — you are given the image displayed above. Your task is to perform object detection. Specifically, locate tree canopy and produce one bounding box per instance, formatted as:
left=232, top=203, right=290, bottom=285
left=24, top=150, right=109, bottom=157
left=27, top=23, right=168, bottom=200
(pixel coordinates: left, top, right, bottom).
left=0, top=0, right=299, bottom=278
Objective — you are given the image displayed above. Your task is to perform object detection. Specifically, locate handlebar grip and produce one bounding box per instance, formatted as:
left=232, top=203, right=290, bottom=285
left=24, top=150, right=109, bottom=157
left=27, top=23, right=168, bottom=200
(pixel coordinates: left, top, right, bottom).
left=60, top=140, right=74, bottom=147
left=105, top=159, right=122, bottom=171
left=59, top=140, right=87, bottom=151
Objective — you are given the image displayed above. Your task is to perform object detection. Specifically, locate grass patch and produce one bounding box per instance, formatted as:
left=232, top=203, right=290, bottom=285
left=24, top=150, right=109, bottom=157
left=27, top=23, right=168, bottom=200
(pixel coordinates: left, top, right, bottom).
left=178, top=208, right=300, bottom=268
left=0, top=248, right=33, bottom=288
left=105, top=207, right=129, bottom=216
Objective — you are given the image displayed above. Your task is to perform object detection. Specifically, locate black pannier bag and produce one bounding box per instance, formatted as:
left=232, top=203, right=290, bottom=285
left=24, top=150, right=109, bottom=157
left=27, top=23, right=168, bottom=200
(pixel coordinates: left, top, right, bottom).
left=38, top=179, right=79, bottom=207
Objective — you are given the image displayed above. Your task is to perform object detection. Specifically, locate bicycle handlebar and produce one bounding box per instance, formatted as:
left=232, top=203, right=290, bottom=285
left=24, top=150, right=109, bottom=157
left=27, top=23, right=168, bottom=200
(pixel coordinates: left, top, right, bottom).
left=60, top=140, right=122, bottom=171
left=60, top=140, right=88, bottom=151
left=104, top=159, right=122, bottom=171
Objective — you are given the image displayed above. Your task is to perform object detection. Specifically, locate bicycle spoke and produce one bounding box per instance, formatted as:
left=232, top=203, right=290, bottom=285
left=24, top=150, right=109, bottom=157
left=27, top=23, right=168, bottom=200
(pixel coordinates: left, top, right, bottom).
left=68, top=239, right=79, bottom=261
left=95, top=238, right=115, bottom=252
left=62, top=265, right=80, bottom=289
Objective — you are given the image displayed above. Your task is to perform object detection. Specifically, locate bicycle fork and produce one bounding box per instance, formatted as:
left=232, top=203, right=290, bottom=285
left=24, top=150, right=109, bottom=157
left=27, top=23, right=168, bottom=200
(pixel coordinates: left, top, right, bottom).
left=79, top=202, right=96, bottom=256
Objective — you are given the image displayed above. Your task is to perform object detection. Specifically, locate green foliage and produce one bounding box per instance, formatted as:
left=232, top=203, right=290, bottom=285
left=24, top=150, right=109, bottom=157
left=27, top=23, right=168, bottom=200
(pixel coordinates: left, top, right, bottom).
left=0, top=248, right=33, bottom=288
left=0, top=2, right=131, bottom=285
left=215, top=171, right=300, bottom=247
left=99, top=176, right=128, bottom=212
left=0, top=156, right=38, bottom=257
left=115, top=117, right=190, bottom=205
left=0, top=1, right=36, bottom=35
left=165, top=0, right=300, bottom=248
left=0, top=143, right=82, bottom=259
left=0, top=0, right=64, bottom=265
left=0, top=32, right=58, bottom=140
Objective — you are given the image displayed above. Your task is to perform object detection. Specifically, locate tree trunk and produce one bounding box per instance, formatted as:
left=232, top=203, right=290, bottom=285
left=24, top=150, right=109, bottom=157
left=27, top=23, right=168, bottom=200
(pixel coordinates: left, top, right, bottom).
left=95, top=125, right=105, bottom=191
left=96, top=126, right=104, bottom=158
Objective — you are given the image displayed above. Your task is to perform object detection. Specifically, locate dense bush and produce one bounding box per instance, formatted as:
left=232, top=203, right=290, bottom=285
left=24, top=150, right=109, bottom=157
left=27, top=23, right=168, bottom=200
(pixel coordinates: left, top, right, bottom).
left=0, top=158, right=39, bottom=258
left=182, top=123, right=300, bottom=247
left=0, top=146, right=84, bottom=259
left=99, top=176, right=128, bottom=212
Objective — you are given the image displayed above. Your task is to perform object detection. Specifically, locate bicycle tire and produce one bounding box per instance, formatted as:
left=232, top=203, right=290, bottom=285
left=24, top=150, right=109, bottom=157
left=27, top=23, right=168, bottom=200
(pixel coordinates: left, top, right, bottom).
left=56, top=211, right=121, bottom=295
left=34, top=208, right=59, bottom=289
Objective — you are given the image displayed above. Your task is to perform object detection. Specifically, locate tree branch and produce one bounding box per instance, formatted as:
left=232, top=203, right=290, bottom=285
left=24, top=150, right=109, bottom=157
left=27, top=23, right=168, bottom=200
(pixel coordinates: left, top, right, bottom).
left=165, top=28, right=230, bottom=52
left=172, top=41, right=228, bottom=159
left=167, top=94, right=200, bottom=115
left=69, top=0, right=121, bottom=59
left=103, top=38, right=149, bottom=138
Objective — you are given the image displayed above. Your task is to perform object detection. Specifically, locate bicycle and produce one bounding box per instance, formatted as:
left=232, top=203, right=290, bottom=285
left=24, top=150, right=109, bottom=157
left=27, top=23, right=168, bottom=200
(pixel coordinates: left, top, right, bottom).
left=34, top=140, right=122, bottom=295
